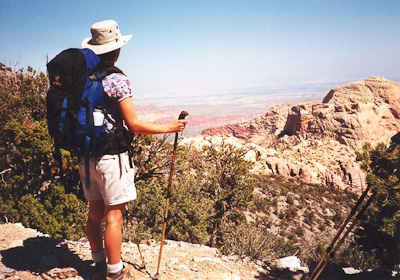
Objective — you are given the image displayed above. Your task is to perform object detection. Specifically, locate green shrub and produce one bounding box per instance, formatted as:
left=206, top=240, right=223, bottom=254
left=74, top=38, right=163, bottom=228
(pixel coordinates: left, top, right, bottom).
left=221, top=222, right=296, bottom=262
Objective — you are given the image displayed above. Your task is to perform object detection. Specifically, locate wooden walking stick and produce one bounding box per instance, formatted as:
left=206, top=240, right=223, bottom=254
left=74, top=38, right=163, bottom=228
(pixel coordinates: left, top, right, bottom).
left=310, top=191, right=376, bottom=280
left=154, top=111, right=188, bottom=279
left=309, top=185, right=371, bottom=279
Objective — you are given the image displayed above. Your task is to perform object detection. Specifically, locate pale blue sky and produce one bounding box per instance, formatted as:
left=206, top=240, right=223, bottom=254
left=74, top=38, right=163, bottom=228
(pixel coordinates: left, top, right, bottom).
left=1, top=0, right=399, bottom=101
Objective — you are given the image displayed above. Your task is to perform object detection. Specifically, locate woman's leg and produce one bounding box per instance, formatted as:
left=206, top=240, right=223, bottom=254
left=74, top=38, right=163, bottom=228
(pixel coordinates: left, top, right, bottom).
left=86, top=199, right=106, bottom=253
left=104, top=203, right=126, bottom=265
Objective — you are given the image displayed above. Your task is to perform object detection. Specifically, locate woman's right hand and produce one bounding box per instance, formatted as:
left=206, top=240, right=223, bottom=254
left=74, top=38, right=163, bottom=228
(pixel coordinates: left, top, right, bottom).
left=168, top=119, right=187, bottom=133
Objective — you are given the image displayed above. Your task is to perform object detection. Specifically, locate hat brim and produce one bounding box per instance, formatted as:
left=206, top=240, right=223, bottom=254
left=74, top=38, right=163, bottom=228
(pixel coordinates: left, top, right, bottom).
left=81, top=34, right=132, bottom=55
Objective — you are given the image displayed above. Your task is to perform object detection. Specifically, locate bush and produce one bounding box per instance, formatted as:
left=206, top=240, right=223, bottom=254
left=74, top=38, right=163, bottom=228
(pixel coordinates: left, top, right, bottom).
left=0, top=66, right=84, bottom=239
left=17, top=185, right=86, bottom=239
left=18, top=194, right=61, bottom=236
left=352, top=141, right=400, bottom=270
left=221, top=222, right=296, bottom=262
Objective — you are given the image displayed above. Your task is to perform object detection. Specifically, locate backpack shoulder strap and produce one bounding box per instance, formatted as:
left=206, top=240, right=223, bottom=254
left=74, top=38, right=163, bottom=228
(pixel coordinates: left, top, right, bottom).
left=90, top=65, right=123, bottom=81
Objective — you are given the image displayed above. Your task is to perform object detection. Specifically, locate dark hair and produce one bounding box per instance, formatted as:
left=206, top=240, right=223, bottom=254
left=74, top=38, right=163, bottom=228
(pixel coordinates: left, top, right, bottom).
left=99, top=49, right=120, bottom=66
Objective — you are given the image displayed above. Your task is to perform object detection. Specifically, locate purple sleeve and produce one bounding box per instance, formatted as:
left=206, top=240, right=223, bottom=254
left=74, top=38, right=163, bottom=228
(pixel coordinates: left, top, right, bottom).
left=102, top=73, right=133, bottom=102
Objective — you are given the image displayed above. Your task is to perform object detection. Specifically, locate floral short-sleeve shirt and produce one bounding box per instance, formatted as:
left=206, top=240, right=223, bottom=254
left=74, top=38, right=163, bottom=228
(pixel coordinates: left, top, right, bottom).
left=102, top=73, right=133, bottom=102
left=101, top=73, right=133, bottom=132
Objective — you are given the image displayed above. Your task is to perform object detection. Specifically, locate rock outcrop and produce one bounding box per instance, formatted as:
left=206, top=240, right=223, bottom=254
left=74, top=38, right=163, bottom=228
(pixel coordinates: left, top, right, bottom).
left=201, top=77, right=400, bottom=191
left=282, top=76, right=400, bottom=149
left=323, top=76, right=400, bottom=117
left=203, top=103, right=293, bottom=144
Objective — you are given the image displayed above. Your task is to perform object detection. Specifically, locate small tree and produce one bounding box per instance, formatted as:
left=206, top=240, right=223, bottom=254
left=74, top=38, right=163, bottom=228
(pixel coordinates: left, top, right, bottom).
left=188, top=139, right=255, bottom=247
left=0, top=65, right=85, bottom=238
left=128, top=139, right=214, bottom=244
left=168, top=172, right=213, bottom=244
left=354, top=138, right=400, bottom=270
left=0, top=67, right=51, bottom=199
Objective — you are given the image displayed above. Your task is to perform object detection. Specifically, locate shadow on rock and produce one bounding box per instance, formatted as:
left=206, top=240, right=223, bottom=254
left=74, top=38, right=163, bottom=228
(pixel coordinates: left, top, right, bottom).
left=306, top=261, right=397, bottom=280
left=1, top=236, right=92, bottom=278
left=256, top=267, right=308, bottom=280
left=255, top=261, right=397, bottom=280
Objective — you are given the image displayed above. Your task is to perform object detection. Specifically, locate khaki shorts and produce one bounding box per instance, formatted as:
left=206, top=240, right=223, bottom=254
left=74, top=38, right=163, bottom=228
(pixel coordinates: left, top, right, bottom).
left=79, top=152, right=137, bottom=206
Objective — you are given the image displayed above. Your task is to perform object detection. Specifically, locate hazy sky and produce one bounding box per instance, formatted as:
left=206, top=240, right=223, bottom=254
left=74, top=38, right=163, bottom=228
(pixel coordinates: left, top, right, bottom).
left=1, top=0, right=399, bottom=99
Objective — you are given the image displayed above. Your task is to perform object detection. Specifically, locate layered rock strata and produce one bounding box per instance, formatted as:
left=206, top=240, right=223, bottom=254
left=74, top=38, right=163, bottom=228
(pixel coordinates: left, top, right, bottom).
left=201, top=77, right=400, bottom=191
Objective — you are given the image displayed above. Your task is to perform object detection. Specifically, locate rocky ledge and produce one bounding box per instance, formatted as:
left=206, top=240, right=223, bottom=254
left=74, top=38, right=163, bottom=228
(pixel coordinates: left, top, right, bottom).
left=0, top=223, right=305, bottom=280
left=1, top=224, right=397, bottom=279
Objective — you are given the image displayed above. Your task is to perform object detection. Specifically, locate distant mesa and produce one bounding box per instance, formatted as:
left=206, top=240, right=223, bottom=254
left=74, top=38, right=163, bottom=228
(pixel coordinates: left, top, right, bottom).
left=202, top=76, right=400, bottom=149
left=199, top=76, right=400, bottom=192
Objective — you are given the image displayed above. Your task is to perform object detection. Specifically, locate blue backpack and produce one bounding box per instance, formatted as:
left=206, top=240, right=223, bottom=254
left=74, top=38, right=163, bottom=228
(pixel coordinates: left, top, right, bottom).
left=46, top=48, right=133, bottom=188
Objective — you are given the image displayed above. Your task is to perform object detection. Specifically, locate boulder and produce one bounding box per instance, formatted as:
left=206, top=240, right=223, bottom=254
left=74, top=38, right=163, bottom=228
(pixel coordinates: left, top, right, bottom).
left=275, top=256, right=309, bottom=273
left=299, top=165, right=318, bottom=184
left=339, top=161, right=367, bottom=191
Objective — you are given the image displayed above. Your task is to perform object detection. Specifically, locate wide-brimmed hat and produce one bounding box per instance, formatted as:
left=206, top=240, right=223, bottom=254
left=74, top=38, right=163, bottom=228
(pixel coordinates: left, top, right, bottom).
left=81, top=19, right=132, bottom=55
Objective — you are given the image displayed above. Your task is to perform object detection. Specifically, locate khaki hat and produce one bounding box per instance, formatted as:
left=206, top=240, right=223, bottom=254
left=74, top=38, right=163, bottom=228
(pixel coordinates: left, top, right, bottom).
left=81, top=19, right=132, bottom=55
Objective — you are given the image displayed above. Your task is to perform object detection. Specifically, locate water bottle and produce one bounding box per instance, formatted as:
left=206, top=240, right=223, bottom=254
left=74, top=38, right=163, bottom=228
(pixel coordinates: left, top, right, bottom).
left=93, top=109, right=104, bottom=126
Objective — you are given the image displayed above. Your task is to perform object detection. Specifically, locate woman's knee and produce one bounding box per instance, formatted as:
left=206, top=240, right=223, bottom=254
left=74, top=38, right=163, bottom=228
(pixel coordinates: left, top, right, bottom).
left=88, top=199, right=105, bottom=222
left=88, top=211, right=104, bottom=223
left=104, top=203, right=126, bottom=226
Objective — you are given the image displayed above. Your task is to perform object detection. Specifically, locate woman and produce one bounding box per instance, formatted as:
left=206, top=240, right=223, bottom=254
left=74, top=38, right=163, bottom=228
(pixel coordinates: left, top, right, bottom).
left=80, top=19, right=186, bottom=280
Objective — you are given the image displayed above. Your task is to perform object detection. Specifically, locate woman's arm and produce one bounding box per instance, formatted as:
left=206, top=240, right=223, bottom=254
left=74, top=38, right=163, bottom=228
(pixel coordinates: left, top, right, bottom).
left=119, top=96, right=186, bottom=135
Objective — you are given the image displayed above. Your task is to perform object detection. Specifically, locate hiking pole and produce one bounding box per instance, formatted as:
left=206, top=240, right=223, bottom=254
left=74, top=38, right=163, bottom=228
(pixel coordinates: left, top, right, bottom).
left=310, top=191, right=376, bottom=280
left=154, top=111, right=189, bottom=280
left=125, top=205, right=146, bottom=269
left=309, top=184, right=371, bottom=280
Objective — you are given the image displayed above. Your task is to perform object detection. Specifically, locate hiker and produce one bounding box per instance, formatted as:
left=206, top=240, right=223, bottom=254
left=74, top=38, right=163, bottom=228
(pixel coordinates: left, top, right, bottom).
left=79, top=19, right=187, bottom=279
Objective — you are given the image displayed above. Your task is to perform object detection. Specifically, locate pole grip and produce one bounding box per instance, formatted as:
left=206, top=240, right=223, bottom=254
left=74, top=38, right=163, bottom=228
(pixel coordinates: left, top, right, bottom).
left=178, top=111, right=189, bottom=120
